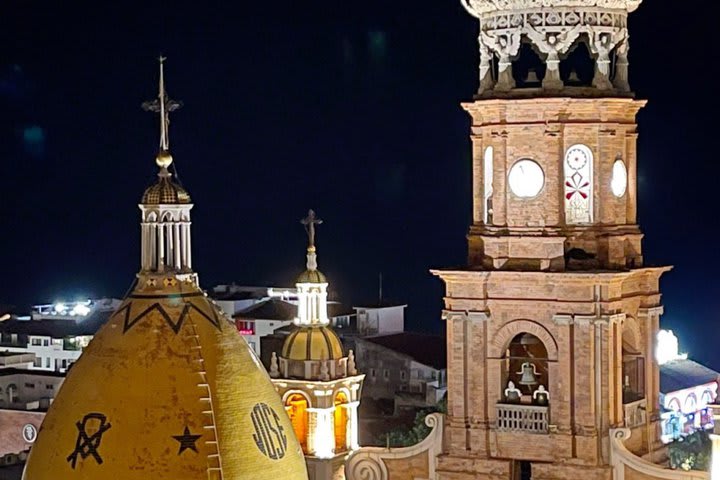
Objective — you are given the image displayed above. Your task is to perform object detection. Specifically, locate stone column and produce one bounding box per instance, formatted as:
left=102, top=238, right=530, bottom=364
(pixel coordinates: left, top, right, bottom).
left=346, top=401, right=360, bottom=450
left=174, top=222, right=181, bottom=269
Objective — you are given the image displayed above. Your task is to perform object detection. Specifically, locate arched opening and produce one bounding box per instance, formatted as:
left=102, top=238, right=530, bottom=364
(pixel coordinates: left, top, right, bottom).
left=285, top=393, right=309, bottom=453
left=622, top=318, right=645, bottom=404
left=483, top=146, right=494, bottom=224
left=512, top=42, right=545, bottom=88
left=334, top=391, right=349, bottom=452
left=559, top=36, right=594, bottom=86
left=502, top=333, right=549, bottom=403
left=564, top=144, right=593, bottom=224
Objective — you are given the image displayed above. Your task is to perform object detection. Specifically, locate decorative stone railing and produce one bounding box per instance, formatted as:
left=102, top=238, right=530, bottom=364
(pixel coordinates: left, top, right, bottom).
left=496, top=403, right=548, bottom=433
left=610, top=428, right=709, bottom=480
left=624, top=398, right=647, bottom=428
left=345, top=413, right=444, bottom=480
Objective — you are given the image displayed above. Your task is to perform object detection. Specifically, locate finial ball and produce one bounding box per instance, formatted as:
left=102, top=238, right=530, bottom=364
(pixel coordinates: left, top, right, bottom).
left=156, top=150, right=173, bottom=168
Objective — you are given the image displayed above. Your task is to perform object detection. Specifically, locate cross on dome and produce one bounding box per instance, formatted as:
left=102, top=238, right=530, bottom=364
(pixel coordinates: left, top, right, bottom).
left=142, top=56, right=183, bottom=169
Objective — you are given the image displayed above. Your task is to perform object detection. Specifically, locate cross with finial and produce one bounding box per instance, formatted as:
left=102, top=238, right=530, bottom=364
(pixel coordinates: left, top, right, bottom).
left=142, top=56, right=183, bottom=152
left=300, top=210, right=322, bottom=248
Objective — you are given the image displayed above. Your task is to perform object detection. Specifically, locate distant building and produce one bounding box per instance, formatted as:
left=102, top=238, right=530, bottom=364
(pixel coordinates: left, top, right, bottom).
left=231, top=295, right=355, bottom=357
left=353, top=304, right=406, bottom=336
left=656, top=330, right=719, bottom=443
left=354, top=332, right=446, bottom=412
left=0, top=352, right=66, bottom=460
left=0, top=298, right=119, bottom=372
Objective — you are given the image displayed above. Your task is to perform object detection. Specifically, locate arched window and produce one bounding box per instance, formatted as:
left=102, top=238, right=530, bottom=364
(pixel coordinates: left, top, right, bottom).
left=564, top=144, right=593, bottom=224
left=334, top=391, right=349, bottom=452
left=684, top=394, right=697, bottom=414
left=484, top=146, right=494, bottom=224
left=285, top=393, right=309, bottom=453
left=701, top=389, right=714, bottom=407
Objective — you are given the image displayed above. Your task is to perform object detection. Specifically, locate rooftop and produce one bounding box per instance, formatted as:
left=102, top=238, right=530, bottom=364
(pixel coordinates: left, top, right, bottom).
left=660, top=358, right=720, bottom=394
left=0, top=308, right=113, bottom=338
left=0, top=368, right=66, bottom=378
left=235, top=298, right=354, bottom=321
left=362, top=332, right=446, bottom=370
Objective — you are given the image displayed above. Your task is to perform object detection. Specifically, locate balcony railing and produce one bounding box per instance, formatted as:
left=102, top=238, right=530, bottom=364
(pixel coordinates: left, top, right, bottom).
left=624, top=398, right=647, bottom=428
left=496, top=403, right=549, bottom=433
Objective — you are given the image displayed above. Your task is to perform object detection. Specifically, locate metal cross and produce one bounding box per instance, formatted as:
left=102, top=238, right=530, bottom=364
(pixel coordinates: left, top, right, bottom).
left=142, top=56, right=182, bottom=152
left=300, top=209, right=322, bottom=248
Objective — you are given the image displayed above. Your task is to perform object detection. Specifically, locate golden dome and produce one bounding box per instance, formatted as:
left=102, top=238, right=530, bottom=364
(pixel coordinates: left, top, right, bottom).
left=141, top=173, right=192, bottom=204
left=282, top=325, right=344, bottom=362
left=23, top=279, right=308, bottom=480
left=295, top=269, right=327, bottom=284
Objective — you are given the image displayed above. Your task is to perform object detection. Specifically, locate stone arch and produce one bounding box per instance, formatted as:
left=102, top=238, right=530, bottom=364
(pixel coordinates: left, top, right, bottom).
left=147, top=211, right=158, bottom=222
left=489, top=320, right=558, bottom=361
left=622, top=315, right=642, bottom=354
left=335, top=386, right=352, bottom=403
left=282, top=389, right=312, bottom=407
left=161, top=211, right=173, bottom=222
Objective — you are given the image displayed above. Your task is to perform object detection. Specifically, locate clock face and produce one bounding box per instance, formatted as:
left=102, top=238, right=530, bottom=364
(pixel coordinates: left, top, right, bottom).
left=566, top=147, right=589, bottom=170
left=508, top=159, right=544, bottom=198
left=611, top=159, right=628, bottom=197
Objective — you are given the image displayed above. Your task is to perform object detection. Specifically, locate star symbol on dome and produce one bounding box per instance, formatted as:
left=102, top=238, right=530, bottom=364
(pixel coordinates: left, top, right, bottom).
left=172, top=426, right=202, bottom=455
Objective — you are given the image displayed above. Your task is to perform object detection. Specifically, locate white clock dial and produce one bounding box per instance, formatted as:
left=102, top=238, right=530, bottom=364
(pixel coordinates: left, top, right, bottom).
left=508, top=159, right=544, bottom=198
left=611, top=159, right=628, bottom=197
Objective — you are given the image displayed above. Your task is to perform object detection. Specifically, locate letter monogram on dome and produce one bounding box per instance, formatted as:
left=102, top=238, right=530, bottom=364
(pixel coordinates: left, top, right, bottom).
left=251, top=403, right=288, bottom=460
left=67, top=413, right=112, bottom=469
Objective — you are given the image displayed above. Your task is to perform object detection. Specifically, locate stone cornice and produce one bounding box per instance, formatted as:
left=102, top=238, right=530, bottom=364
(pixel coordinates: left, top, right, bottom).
left=442, top=310, right=491, bottom=322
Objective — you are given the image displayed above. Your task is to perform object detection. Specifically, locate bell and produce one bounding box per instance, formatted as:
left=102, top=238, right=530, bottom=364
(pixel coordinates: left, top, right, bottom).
left=518, top=362, right=538, bottom=386
left=524, top=69, right=540, bottom=84
left=519, top=333, right=539, bottom=346
left=567, top=69, right=581, bottom=83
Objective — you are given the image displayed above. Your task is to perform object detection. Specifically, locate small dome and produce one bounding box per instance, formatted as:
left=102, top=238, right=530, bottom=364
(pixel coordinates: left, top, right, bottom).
left=295, top=269, right=327, bottom=284
left=282, top=325, right=344, bottom=361
left=142, top=173, right=192, bottom=204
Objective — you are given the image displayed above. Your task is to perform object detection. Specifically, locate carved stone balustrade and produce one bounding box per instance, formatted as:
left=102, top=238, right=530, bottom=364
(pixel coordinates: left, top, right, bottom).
left=496, top=403, right=549, bottom=433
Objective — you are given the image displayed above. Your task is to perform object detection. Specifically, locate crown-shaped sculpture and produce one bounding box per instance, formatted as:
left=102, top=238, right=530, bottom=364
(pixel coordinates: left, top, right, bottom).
left=461, top=0, right=642, bottom=95
left=462, top=0, right=642, bottom=15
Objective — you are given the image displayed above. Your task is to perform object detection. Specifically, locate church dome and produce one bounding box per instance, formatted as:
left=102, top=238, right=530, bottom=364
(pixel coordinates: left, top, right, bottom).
left=23, top=278, right=308, bottom=480
left=141, top=172, right=192, bottom=204
left=282, top=325, right=344, bottom=361
left=295, top=269, right=327, bottom=284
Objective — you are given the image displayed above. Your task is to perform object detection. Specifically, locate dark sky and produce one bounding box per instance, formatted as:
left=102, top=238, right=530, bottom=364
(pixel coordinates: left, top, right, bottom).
left=1, top=2, right=718, bottom=364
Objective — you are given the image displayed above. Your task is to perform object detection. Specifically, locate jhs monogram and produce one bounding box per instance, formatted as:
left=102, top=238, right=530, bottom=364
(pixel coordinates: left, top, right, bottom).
left=251, top=403, right=287, bottom=460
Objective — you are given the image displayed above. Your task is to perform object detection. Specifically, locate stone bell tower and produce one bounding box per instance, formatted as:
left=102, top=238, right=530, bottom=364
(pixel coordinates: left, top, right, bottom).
left=432, top=1, right=669, bottom=479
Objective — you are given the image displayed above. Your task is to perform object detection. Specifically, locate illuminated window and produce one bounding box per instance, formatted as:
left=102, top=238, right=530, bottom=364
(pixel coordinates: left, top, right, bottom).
left=611, top=158, right=628, bottom=197
left=564, top=145, right=593, bottom=224
left=334, top=392, right=349, bottom=452
left=285, top=394, right=309, bottom=453
left=484, top=146, right=494, bottom=223
left=236, top=320, right=255, bottom=335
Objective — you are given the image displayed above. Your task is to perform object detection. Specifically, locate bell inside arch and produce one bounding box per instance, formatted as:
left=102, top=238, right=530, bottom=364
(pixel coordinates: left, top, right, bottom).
left=518, top=362, right=538, bottom=386
left=519, top=333, right=540, bottom=346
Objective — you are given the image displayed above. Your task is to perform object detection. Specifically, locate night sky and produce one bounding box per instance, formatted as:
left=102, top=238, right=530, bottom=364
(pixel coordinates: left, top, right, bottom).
left=1, top=2, right=718, bottom=365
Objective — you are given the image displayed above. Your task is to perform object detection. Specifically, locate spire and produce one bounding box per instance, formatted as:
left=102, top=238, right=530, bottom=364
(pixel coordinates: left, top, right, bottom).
left=300, top=209, right=323, bottom=271
left=142, top=56, right=183, bottom=172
